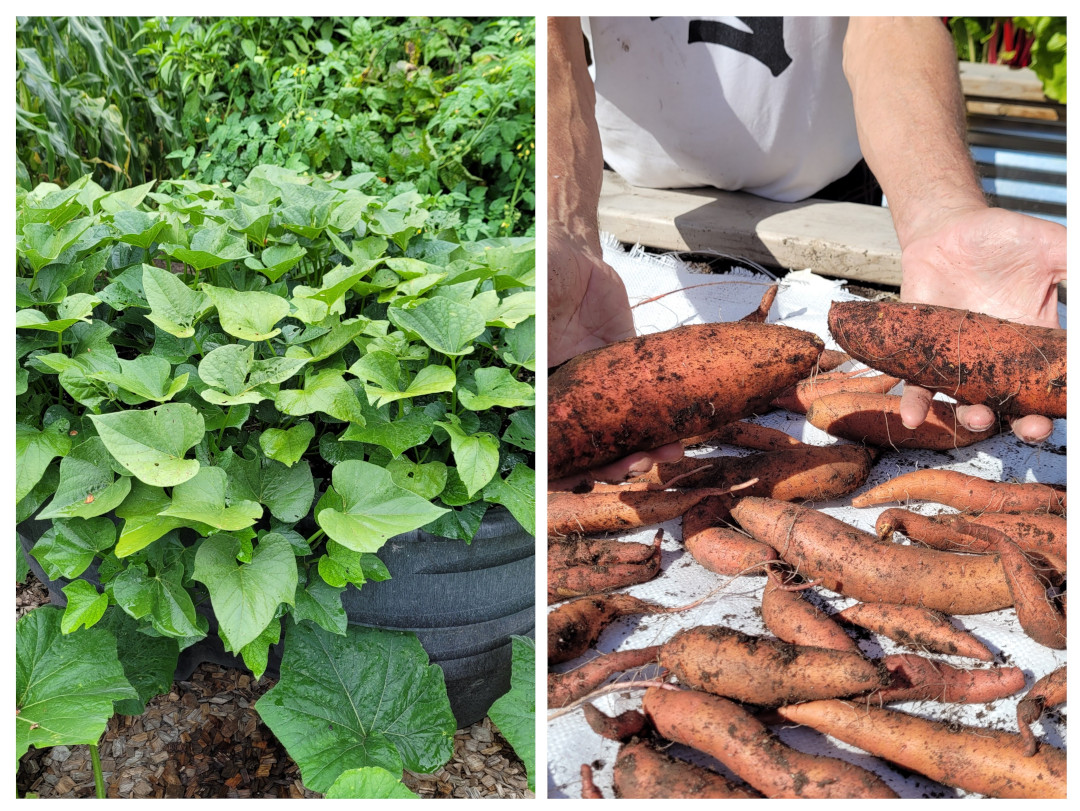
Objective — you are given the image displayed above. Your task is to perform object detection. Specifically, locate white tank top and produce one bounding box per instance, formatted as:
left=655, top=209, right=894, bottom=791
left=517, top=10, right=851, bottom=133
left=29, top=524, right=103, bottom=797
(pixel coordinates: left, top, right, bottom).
left=585, top=16, right=862, bottom=202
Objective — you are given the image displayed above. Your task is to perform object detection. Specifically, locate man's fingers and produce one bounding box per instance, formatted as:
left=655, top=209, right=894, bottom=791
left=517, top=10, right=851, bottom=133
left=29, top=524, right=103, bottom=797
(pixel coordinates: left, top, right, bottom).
left=899, top=383, right=934, bottom=430
left=1007, top=414, right=1055, bottom=445
left=952, top=402, right=997, bottom=433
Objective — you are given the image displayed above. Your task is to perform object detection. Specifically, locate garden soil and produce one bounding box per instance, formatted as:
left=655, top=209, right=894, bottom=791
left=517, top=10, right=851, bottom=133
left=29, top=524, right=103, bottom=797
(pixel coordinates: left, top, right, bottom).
left=16, top=574, right=533, bottom=800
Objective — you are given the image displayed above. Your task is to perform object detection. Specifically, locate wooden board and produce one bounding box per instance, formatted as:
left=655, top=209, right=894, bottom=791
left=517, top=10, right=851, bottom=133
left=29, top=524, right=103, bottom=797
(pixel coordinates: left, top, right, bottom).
left=597, top=171, right=902, bottom=287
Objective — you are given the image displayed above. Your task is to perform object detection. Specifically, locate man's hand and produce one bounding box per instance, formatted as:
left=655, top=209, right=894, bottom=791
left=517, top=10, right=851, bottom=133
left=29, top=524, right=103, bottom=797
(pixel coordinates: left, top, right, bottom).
left=899, top=206, right=1067, bottom=443
left=548, top=442, right=686, bottom=492
left=548, top=233, right=636, bottom=368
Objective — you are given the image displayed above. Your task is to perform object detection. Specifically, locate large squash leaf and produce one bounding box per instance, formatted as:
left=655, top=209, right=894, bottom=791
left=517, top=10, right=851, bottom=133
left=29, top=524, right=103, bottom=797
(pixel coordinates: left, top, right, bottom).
left=16, top=606, right=138, bottom=758
left=255, top=623, right=455, bottom=793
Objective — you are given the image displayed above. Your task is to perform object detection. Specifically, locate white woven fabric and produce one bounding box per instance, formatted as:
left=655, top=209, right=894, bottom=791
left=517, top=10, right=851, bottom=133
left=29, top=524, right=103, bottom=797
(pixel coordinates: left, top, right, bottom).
left=547, top=242, right=1067, bottom=799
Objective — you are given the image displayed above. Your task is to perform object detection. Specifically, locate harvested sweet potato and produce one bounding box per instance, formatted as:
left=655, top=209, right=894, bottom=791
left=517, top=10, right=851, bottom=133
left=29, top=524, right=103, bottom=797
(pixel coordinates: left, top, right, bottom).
left=683, top=496, right=777, bottom=576
left=806, top=391, right=998, bottom=449
left=548, top=486, right=740, bottom=536
left=988, top=527, right=1066, bottom=650
left=1017, top=666, right=1066, bottom=756
left=682, top=420, right=808, bottom=451
left=613, top=739, right=763, bottom=799
left=548, top=594, right=671, bottom=665
left=633, top=444, right=875, bottom=502
left=643, top=687, right=897, bottom=798
left=582, top=703, right=649, bottom=741
left=548, top=645, right=663, bottom=708
left=870, top=653, right=1025, bottom=703
left=548, top=530, right=663, bottom=603
left=876, top=508, right=1066, bottom=577
left=836, top=602, right=994, bottom=661
left=827, top=300, right=1066, bottom=418
left=772, top=369, right=902, bottom=414
left=658, top=625, right=885, bottom=707
left=548, top=322, right=824, bottom=479
left=761, top=568, right=860, bottom=653
left=729, top=497, right=1013, bottom=615
left=852, top=469, right=1066, bottom=514
left=775, top=699, right=1066, bottom=798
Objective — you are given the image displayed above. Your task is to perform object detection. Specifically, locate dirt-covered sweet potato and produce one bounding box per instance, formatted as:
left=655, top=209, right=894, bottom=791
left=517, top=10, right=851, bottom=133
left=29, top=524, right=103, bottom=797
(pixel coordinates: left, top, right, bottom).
left=548, top=322, right=824, bottom=479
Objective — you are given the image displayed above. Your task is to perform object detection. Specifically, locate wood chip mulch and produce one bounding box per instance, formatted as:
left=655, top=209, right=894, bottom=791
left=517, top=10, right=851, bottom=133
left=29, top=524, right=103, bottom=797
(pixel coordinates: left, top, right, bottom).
left=16, top=574, right=534, bottom=799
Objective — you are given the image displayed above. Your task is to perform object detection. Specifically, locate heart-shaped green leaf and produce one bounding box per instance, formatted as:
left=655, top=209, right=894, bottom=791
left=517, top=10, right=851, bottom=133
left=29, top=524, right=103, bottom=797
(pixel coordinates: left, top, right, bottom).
left=158, top=466, right=263, bottom=530
left=30, top=516, right=116, bottom=580
left=110, top=561, right=205, bottom=640
left=292, top=570, right=347, bottom=636
left=219, top=452, right=315, bottom=524
left=91, top=355, right=189, bottom=403
left=259, top=422, right=316, bottom=467
left=143, top=263, right=212, bottom=338
left=435, top=417, right=499, bottom=498
left=275, top=370, right=366, bottom=423
left=255, top=243, right=307, bottom=282
left=483, top=465, right=536, bottom=537
left=199, top=343, right=307, bottom=406
left=457, top=367, right=535, bottom=411
left=16, top=607, right=137, bottom=758
left=193, top=532, right=297, bottom=652
left=202, top=284, right=292, bottom=342
left=60, top=580, right=110, bottom=633
left=16, top=420, right=72, bottom=503
left=19, top=218, right=94, bottom=272
left=386, top=459, right=447, bottom=501
left=338, top=401, right=434, bottom=458
left=114, top=480, right=212, bottom=557
left=386, top=296, right=485, bottom=356
left=38, top=437, right=133, bottom=520
left=315, top=460, right=449, bottom=554
left=90, top=403, right=203, bottom=487
left=255, top=623, right=455, bottom=793
left=160, top=224, right=252, bottom=270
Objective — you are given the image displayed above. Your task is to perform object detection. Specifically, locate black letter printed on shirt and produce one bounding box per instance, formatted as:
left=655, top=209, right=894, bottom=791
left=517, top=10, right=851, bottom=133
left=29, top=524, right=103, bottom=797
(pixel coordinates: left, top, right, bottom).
left=675, top=17, right=793, bottom=77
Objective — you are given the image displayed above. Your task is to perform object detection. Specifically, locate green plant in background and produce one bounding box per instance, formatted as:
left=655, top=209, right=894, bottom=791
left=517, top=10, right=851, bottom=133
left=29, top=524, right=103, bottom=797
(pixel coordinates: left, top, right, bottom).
left=946, top=16, right=1066, bottom=103
left=15, top=164, right=535, bottom=795
left=17, top=17, right=536, bottom=240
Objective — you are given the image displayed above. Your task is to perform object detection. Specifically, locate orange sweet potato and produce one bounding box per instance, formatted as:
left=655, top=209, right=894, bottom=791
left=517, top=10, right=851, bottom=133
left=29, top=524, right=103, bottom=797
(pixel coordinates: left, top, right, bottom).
left=806, top=391, right=998, bottom=449
left=548, top=486, right=740, bottom=536
left=739, top=283, right=778, bottom=324
left=582, top=703, right=649, bottom=741
left=613, top=739, right=763, bottom=799
left=548, top=594, right=671, bottom=665
left=988, top=527, right=1066, bottom=650
left=658, top=625, right=885, bottom=707
left=760, top=568, right=861, bottom=654
left=775, top=699, right=1066, bottom=798
left=876, top=508, right=1066, bottom=576
left=548, top=322, right=824, bottom=479
left=827, top=300, right=1066, bottom=418
left=852, top=469, right=1066, bottom=514
left=870, top=654, right=1026, bottom=703
left=643, top=687, right=897, bottom=798
left=729, top=497, right=1013, bottom=615
left=548, top=530, right=663, bottom=603
left=548, top=645, right=663, bottom=708
left=1017, top=666, right=1066, bottom=756
left=633, top=444, right=875, bottom=502
left=683, top=496, right=777, bottom=576
left=682, top=420, right=808, bottom=451
left=836, top=602, right=994, bottom=661
left=772, top=369, right=902, bottom=414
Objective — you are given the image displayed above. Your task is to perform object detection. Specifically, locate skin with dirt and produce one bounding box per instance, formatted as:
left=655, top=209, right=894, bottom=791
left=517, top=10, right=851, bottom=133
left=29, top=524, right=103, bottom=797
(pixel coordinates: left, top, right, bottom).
left=827, top=300, right=1066, bottom=418
left=548, top=322, right=824, bottom=479
left=658, top=625, right=886, bottom=707
left=730, top=497, right=1013, bottom=615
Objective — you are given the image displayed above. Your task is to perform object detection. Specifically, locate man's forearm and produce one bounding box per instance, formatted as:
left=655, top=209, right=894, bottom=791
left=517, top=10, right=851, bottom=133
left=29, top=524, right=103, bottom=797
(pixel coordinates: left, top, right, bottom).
left=549, top=17, right=606, bottom=254
left=843, top=17, right=987, bottom=247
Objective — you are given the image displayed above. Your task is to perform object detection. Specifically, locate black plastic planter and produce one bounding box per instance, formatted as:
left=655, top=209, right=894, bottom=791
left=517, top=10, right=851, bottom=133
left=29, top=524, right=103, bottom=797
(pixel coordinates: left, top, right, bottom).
left=18, top=506, right=534, bottom=728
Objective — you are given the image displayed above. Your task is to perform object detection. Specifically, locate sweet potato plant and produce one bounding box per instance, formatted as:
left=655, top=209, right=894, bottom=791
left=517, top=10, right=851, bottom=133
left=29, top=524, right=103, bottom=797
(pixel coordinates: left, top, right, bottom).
left=15, top=163, right=535, bottom=794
